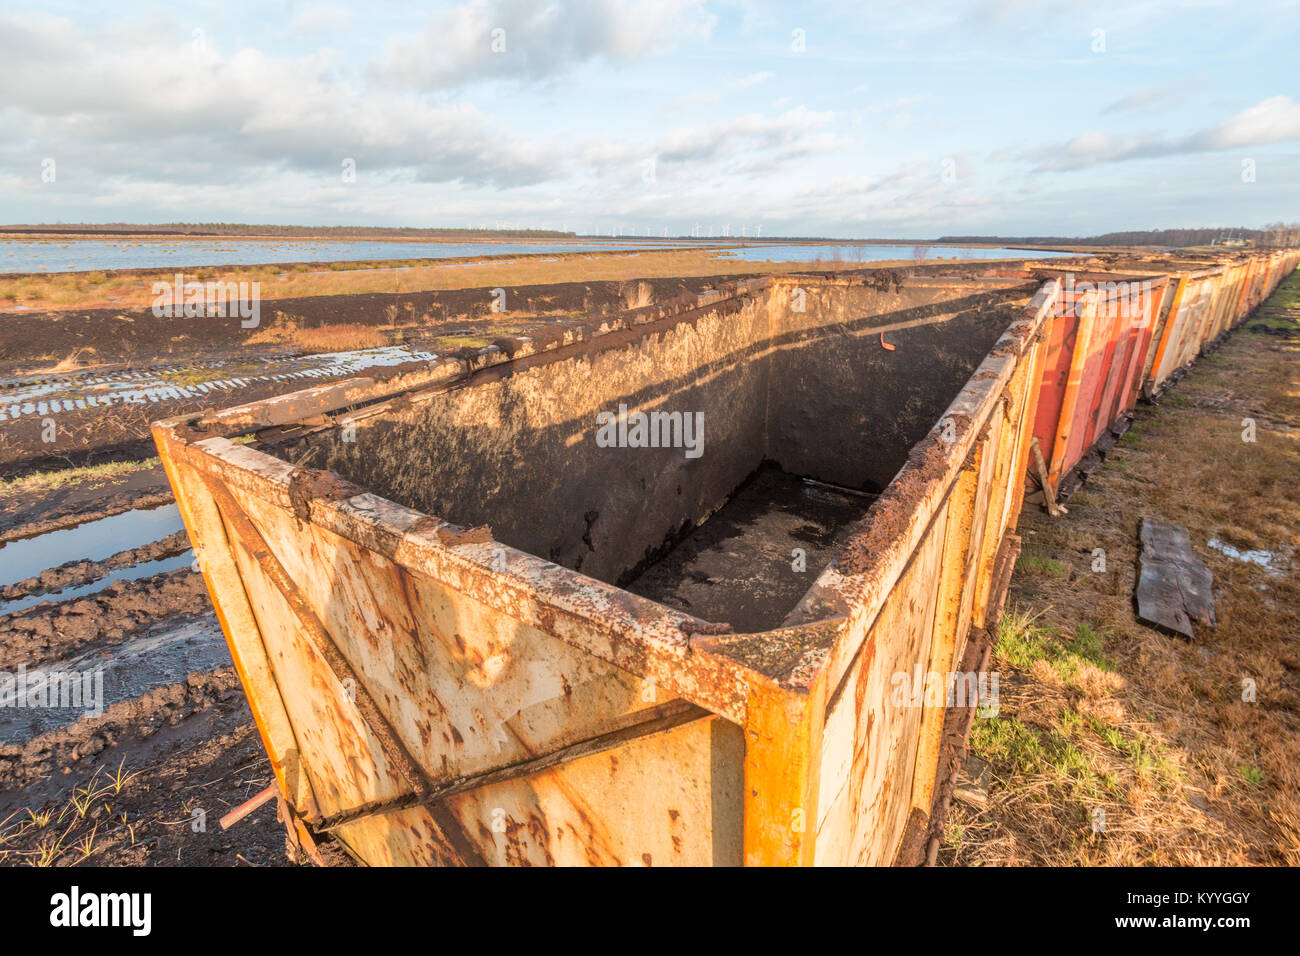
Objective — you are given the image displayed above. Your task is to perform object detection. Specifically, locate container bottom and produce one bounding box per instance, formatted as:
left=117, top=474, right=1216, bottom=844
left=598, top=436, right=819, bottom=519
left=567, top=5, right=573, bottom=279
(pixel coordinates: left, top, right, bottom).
left=625, top=465, right=870, bottom=631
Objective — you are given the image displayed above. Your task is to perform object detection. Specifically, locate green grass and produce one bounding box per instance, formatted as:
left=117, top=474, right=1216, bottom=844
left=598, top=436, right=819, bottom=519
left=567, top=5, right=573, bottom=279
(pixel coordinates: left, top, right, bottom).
left=1085, top=715, right=1177, bottom=784
left=993, top=608, right=1112, bottom=679
left=971, top=715, right=1115, bottom=799
left=975, top=608, right=1181, bottom=802
left=1017, top=553, right=1067, bottom=576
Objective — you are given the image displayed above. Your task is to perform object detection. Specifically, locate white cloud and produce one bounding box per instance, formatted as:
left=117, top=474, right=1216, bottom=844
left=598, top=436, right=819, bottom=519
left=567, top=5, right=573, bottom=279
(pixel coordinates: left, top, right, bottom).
left=1026, top=96, right=1300, bottom=171
left=1193, top=95, right=1300, bottom=149
left=731, top=71, right=774, bottom=90
left=0, top=13, right=555, bottom=188
left=371, top=0, right=715, bottom=89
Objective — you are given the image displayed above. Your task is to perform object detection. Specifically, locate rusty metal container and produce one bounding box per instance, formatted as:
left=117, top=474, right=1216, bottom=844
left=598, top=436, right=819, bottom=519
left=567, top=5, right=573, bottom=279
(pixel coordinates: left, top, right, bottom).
left=154, top=270, right=1055, bottom=866
left=1032, top=251, right=1298, bottom=490
left=152, top=248, right=1294, bottom=866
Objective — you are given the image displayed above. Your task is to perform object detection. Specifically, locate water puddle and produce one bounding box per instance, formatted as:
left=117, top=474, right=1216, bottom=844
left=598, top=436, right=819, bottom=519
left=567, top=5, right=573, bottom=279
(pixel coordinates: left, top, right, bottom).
left=1207, top=537, right=1285, bottom=573
left=0, top=552, right=194, bottom=616
left=0, top=504, right=184, bottom=589
left=0, top=615, right=230, bottom=745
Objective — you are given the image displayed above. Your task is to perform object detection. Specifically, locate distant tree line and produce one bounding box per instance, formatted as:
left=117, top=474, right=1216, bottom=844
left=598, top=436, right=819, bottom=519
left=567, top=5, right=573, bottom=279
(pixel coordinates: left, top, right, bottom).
left=938, top=225, right=1300, bottom=248
left=0, top=222, right=577, bottom=239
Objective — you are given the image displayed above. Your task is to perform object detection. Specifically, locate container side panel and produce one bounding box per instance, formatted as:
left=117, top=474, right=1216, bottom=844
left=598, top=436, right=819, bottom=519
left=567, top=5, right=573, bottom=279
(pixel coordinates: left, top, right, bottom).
left=230, top=489, right=680, bottom=796
left=815, top=508, right=947, bottom=866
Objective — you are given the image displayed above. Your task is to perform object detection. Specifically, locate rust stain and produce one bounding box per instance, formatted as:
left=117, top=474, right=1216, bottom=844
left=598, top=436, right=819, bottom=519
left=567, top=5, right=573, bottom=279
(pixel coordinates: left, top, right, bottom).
left=435, top=524, right=494, bottom=546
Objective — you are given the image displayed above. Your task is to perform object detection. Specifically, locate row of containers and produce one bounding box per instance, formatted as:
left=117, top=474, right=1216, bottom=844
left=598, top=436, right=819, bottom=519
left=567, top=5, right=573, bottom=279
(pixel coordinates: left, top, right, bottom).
left=1025, top=250, right=1300, bottom=497
left=154, top=247, right=1297, bottom=867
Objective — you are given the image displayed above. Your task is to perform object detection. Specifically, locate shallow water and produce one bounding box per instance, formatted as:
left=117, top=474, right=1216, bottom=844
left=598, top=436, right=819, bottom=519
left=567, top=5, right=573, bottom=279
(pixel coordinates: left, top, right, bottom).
left=718, top=243, right=1058, bottom=263
left=0, top=552, right=193, bottom=616
left=0, top=504, right=184, bottom=588
left=0, top=238, right=692, bottom=273
left=0, top=237, right=1058, bottom=273
left=1208, top=537, right=1283, bottom=572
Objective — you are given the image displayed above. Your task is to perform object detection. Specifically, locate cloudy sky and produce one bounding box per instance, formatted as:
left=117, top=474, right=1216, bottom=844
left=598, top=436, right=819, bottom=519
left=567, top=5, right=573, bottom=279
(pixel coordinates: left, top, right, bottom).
left=2, top=0, right=1298, bottom=237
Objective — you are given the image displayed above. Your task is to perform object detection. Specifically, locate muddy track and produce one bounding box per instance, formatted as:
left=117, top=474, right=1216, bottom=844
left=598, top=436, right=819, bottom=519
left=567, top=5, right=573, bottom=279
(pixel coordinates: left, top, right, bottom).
left=0, top=567, right=210, bottom=670
left=0, top=667, right=241, bottom=791
left=0, top=675, right=315, bottom=867
left=0, top=487, right=297, bottom=864
left=1, top=529, right=191, bottom=602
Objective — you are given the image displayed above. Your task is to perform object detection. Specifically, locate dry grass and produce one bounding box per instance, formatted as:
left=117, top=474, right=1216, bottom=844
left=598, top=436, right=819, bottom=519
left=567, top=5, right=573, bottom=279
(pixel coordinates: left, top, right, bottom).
left=0, top=248, right=944, bottom=313
left=246, top=319, right=390, bottom=353
left=0, top=456, right=158, bottom=498
left=942, top=270, right=1300, bottom=866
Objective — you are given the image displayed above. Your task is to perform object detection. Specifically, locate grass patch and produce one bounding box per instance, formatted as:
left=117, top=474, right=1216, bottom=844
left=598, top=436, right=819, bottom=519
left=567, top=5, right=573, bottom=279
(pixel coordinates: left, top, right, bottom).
left=0, top=761, right=140, bottom=867
left=993, top=607, right=1111, bottom=680
left=1017, top=553, right=1067, bottom=576
left=1240, top=767, right=1265, bottom=788
left=972, top=715, right=1113, bottom=798
left=0, top=457, right=158, bottom=497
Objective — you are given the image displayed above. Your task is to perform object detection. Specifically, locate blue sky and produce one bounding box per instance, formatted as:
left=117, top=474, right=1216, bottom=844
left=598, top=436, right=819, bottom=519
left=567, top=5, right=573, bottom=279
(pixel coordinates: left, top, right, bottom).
left=2, top=0, right=1298, bottom=237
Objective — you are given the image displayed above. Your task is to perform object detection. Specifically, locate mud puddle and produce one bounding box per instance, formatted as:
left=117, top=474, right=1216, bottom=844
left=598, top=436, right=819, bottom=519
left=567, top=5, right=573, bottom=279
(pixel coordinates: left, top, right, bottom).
left=626, top=466, right=871, bottom=631
left=0, top=503, right=183, bottom=588
left=0, top=613, right=228, bottom=745
left=1, top=551, right=193, bottom=616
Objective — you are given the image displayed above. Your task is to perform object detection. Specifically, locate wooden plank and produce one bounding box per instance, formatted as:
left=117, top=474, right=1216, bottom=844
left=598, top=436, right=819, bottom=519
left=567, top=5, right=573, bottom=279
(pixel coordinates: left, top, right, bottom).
left=1135, top=518, right=1216, bottom=640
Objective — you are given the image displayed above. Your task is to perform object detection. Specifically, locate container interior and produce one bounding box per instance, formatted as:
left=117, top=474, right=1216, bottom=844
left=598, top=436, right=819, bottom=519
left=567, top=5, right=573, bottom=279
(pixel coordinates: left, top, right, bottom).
left=272, top=277, right=1034, bottom=630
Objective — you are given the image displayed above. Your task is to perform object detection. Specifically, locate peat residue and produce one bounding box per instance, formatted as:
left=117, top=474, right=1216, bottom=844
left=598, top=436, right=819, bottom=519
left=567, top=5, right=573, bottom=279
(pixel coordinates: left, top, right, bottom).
left=625, top=465, right=872, bottom=632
